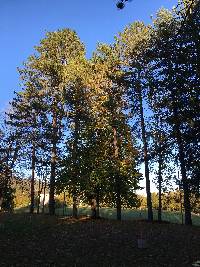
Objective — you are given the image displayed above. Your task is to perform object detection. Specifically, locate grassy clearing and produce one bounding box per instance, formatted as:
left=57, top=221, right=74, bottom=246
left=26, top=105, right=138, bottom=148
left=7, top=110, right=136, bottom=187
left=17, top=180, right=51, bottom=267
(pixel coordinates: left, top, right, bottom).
left=0, top=213, right=200, bottom=266
left=15, top=205, right=200, bottom=225
left=54, top=206, right=200, bottom=226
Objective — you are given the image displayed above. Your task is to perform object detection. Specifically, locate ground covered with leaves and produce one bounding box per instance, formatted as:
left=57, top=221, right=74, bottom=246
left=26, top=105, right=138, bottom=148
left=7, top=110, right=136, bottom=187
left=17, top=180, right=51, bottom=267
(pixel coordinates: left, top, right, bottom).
left=0, top=213, right=200, bottom=267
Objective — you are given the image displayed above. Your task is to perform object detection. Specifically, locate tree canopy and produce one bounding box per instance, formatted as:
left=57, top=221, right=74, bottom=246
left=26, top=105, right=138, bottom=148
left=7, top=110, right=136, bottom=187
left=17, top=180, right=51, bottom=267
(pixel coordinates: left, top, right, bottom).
left=0, top=2, right=199, bottom=225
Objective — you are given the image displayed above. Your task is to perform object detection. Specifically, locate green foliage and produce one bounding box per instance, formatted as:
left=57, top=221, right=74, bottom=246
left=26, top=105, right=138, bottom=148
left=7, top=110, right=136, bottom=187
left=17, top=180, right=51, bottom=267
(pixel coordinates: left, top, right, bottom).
left=13, top=178, right=30, bottom=208
left=1, top=3, right=199, bottom=223
left=1, top=187, right=15, bottom=212
left=139, top=191, right=200, bottom=214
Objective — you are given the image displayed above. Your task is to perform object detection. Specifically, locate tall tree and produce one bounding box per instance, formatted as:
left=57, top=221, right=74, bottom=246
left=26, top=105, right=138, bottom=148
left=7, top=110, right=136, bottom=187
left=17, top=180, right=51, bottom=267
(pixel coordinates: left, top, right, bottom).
left=0, top=119, right=19, bottom=211
left=19, top=29, right=86, bottom=215
left=90, top=44, right=141, bottom=219
left=149, top=114, right=174, bottom=222
left=115, top=22, right=154, bottom=221
left=149, top=7, right=200, bottom=224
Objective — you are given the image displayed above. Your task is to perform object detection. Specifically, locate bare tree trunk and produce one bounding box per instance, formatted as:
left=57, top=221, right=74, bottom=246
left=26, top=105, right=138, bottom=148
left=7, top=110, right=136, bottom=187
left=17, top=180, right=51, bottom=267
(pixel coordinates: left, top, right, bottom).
left=49, top=108, right=57, bottom=216
left=30, top=143, right=35, bottom=214
left=42, top=178, right=46, bottom=214
left=96, top=187, right=100, bottom=218
left=116, top=178, right=121, bottom=221
left=37, top=180, right=41, bottom=214
left=91, top=197, right=97, bottom=219
left=63, top=191, right=66, bottom=216
left=72, top=113, right=79, bottom=219
left=138, top=89, right=153, bottom=221
left=177, top=132, right=192, bottom=225
left=72, top=193, right=78, bottom=219
left=113, top=125, right=121, bottom=221
left=158, top=142, right=162, bottom=222
left=179, top=145, right=192, bottom=225
left=173, top=107, right=192, bottom=225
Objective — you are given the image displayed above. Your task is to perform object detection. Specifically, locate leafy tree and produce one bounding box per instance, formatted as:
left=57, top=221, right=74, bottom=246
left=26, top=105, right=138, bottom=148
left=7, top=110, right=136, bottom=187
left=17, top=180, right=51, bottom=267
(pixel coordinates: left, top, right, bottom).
left=57, top=44, right=141, bottom=219
left=6, top=84, right=51, bottom=214
left=91, top=43, right=141, bottom=219
left=115, top=22, right=154, bottom=221
left=17, top=29, right=86, bottom=215
left=60, top=58, right=92, bottom=217
left=0, top=121, right=19, bottom=211
left=177, top=0, right=200, bottom=197
left=149, top=7, right=200, bottom=224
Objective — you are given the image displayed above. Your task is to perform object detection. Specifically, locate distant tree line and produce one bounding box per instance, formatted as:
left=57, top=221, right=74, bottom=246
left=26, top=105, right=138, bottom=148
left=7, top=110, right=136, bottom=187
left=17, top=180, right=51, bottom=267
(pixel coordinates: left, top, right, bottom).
left=139, top=192, right=200, bottom=214
left=0, top=0, right=199, bottom=225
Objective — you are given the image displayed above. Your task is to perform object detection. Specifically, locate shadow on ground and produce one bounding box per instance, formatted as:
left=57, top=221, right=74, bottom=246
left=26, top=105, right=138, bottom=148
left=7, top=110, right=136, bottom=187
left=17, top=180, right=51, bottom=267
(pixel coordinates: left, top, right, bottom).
left=0, top=213, right=200, bottom=266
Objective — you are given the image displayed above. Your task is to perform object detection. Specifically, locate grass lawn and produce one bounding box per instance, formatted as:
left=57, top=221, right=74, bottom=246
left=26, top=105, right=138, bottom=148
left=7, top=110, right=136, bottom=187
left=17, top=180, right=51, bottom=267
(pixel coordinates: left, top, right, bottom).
left=1, top=213, right=200, bottom=266
left=54, top=206, right=200, bottom=226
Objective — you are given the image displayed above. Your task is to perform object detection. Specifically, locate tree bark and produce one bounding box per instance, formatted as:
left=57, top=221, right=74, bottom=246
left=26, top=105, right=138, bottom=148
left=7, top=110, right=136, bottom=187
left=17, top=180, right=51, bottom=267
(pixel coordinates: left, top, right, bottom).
left=113, top=125, right=121, bottom=221
left=96, top=187, right=100, bottom=218
left=72, top=193, right=78, bottom=218
left=158, top=141, right=162, bottom=222
left=62, top=191, right=66, bottom=216
left=72, top=112, right=79, bottom=219
left=173, top=107, right=192, bottom=225
left=178, top=141, right=192, bottom=225
left=42, top=178, right=46, bottom=214
left=37, top=180, right=41, bottom=214
left=116, top=177, right=122, bottom=221
left=177, top=128, right=192, bottom=225
left=30, top=143, right=36, bottom=214
left=49, top=107, right=57, bottom=216
left=138, top=88, right=153, bottom=221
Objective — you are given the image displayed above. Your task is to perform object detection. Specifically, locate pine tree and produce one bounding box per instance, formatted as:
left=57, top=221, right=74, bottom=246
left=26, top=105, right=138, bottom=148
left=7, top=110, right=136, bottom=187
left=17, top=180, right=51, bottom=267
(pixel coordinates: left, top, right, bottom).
left=17, top=29, right=86, bottom=215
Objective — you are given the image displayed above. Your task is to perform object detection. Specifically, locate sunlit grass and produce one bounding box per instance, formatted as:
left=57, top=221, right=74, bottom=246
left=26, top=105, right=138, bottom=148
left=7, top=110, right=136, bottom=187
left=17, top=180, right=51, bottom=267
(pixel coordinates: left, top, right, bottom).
left=14, top=205, right=200, bottom=225
left=55, top=206, right=200, bottom=226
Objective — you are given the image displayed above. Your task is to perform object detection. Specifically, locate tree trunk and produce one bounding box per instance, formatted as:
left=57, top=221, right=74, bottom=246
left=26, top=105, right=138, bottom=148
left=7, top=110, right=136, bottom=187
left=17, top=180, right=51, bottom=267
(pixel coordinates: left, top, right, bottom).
left=96, top=187, right=100, bottom=218
left=49, top=108, right=57, bottom=216
left=37, top=180, right=41, bottom=214
left=72, top=112, right=79, bottom=219
left=62, top=191, right=66, bottom=216
left=138, top=89, right=153, bottom=221
left=179, top=144, right=192, bottom=225
left=113, top=125, right=121, bottom=221
left=30, top=143, right=35, bottom=214
left=177, top=131, right=192, bottom=225
left=158, top=142, right=162, bottom=222
left=116, top=177, right=122, bottom=221
left=72, top=193, right=78, bottom=218
left=173, top=107, right=192, bottom=225
left=42, top=179, right=46, bottom=214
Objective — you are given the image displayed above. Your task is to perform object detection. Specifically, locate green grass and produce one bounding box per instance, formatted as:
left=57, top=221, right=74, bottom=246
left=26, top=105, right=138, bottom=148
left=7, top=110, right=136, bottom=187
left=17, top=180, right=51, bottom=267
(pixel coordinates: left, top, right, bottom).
left=14, top=205, right=200, bottom=225
left=55, top=206, right=200, bottom=226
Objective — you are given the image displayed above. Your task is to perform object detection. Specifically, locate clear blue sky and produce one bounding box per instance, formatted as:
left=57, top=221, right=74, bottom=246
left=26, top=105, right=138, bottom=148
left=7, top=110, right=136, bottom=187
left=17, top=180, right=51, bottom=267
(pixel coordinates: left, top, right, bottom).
left=0, top=0, right=177, bottom=111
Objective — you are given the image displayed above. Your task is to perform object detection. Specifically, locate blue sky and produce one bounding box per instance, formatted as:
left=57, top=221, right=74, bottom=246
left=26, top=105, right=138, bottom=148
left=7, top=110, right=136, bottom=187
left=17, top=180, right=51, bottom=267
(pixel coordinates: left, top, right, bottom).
left=0, top=0, right=178, bottom=111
